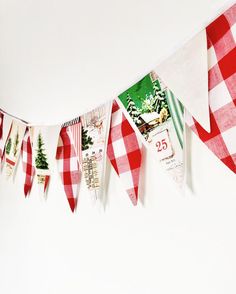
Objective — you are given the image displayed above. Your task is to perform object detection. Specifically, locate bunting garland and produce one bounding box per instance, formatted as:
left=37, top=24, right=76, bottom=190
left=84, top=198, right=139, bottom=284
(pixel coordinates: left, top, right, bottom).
left=0, top=3, right=235, bottom=213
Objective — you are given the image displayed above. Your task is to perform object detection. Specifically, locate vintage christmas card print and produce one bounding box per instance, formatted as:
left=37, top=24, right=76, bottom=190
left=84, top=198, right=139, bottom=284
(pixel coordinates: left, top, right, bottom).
left=0, top=112, right=13, bottom=167
left=80, top=101, right=112, bottom=203
left=4, top=120, right=26, bottom=177
left=118, top=71, right=184, bottom=186
left=30, top=125, right=61, bottom=197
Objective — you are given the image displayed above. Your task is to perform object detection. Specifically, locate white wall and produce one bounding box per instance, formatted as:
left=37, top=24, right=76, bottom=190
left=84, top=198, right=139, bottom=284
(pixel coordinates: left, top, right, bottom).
left=0, top=1, right=236, bottom=293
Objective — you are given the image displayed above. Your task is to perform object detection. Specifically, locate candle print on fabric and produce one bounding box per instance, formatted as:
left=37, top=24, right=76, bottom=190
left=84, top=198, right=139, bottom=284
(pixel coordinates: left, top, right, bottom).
left=119, top=71, right=184, bottom=186
left=81, top=102, right=112, bottom=202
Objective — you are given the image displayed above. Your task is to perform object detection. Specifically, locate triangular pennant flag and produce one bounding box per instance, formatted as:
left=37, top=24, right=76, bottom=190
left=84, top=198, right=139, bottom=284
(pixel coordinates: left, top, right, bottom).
left=21, top=127, right=35, bottom=197
left=80, top=101, right=112, bottom=203
left=56, top=126, right=81, bottom=212
left=118, top=72, right=185, bottom=187
left=68, top=120, right=82, bottom=167
left=185, top=3, right=236, bottom=173
left=155, top=29, right=210, bottom=132
left=0, top=112, right=4, bottom=159
left=30, top=125, right=61, bottom=197
left=107, top=100, right=142, bottom=205
left=4, top=120, right=26, bottom=177
left=0, top=112, right=13, bottom=167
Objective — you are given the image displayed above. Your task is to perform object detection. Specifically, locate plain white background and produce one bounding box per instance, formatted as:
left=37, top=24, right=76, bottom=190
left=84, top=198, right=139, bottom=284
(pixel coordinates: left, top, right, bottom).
left=0, top=0, right=236, bottom=293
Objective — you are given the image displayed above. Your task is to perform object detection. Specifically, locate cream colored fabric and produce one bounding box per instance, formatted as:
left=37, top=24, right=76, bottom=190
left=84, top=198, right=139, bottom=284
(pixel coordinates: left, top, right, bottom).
left=155, top=30, right=210, bottom=132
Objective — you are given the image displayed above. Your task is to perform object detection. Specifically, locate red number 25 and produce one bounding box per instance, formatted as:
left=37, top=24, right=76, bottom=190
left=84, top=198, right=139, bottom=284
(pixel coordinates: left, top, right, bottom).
left=156, top=139, right=167, bottom=152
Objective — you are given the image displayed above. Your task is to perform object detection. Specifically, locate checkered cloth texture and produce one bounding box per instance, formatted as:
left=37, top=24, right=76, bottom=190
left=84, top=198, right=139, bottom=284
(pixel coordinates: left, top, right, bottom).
left=21, top=128, right=35, bottom=197
left=107, top=100, right=142, bottom=205
left=56, top=126, right=81, bottom=212
left=186, top=4, right=236, bottom=173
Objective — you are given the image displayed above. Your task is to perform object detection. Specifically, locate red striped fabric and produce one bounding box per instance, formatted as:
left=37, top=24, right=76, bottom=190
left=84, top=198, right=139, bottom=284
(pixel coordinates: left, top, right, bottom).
left=69, top=121, right=82, bottom=166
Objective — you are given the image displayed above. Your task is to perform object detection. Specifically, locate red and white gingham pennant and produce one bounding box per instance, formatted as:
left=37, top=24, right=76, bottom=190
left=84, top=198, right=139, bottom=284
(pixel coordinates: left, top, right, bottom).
left=56, top=126, right=81, bottom=212
left=186, top=3, right=236, bottom=173
left=21, top=128, right=35, bottom=197
left=107, top=100, right=142, bottom=205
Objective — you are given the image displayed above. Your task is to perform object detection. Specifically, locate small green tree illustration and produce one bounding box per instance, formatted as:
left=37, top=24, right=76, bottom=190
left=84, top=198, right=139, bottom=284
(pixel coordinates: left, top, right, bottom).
left=6, top=138, right=12, bottom=155
left=82, top=126, right=93, bottom=151
left=35, top=132, right=49, bottom=170
left=13, top=129, right=19, bottom=157
left=126, top=94, right=142, bottom=126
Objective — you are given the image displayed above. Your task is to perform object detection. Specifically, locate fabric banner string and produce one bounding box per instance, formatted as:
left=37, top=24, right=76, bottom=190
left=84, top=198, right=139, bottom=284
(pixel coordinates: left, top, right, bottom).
left=0, top=3, right=235, bottom=212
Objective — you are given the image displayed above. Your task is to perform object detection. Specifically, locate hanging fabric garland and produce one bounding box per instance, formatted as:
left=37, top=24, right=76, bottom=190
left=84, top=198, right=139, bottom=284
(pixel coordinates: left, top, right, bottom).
left=0, top=3, right=235, bottom=212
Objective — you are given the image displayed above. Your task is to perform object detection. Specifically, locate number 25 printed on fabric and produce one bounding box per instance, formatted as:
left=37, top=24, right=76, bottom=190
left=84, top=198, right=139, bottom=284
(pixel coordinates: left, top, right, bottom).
left=156, top=139, right=168, bottom=152
left=153, top=129, right=173, bottom=160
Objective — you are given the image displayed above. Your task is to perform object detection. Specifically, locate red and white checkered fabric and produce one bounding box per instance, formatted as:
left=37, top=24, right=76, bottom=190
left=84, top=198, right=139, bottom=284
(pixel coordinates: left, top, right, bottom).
left=107, top=100, right=142, bottom=205
left=56, top=126, right=81, bottom=212
left=21, top=127, right=35, bottom=197
left=186, top=4, right=236, bottom=173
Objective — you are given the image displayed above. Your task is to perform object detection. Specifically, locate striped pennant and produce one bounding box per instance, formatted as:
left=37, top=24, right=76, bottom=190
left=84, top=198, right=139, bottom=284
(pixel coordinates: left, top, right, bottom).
left=68, top=121, right=82, bottom=167
left=62, top=117, right=80, bottom=128
left=165, top=89, right=184, bottom=149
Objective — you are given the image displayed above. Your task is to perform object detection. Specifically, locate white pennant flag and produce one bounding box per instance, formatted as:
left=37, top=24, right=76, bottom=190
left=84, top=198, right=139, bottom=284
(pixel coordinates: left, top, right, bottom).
left=155, top=29, right=210, bottom=132
left=4, top=119, right=26, bottom=177
left=30, top=125, right=61, bottom=197
left=0, top=112, right=13, bottom=168
left=80, top=101, right=112, bottom=203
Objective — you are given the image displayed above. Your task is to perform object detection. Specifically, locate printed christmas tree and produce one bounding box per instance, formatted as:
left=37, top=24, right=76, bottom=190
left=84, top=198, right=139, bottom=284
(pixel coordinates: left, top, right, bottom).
left=82, top=126, right=93, bottom=151
left=13, top=129, right=19, bottom=157
left=5, top=138, right=12, bottom=155
left=126, top=94, right=142, bottom=126
left=35, top=132, right=49, bottom=170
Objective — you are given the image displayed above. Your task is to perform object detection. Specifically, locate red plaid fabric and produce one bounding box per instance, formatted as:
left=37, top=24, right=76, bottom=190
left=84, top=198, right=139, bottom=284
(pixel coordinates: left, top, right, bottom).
left=21, top=128, right=35, bottom=197
left=186, top=4, right=236, bottom=173
left=56, top=126, right=81, bottom=212
left=107, top=100, right=142, bottom=205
